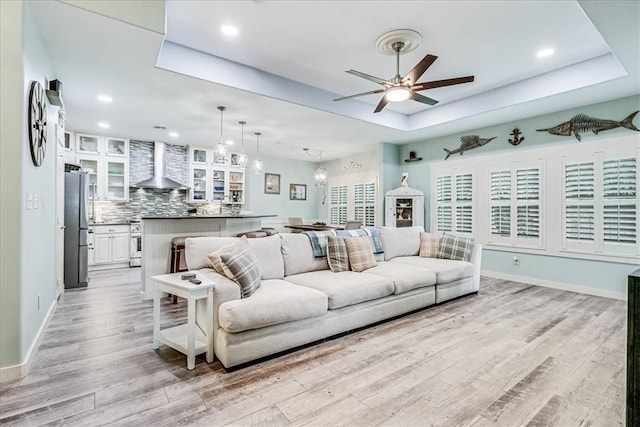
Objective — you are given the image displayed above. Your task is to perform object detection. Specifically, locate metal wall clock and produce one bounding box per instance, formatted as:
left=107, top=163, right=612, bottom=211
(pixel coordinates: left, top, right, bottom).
left=28, top=80, right=47, bottom=166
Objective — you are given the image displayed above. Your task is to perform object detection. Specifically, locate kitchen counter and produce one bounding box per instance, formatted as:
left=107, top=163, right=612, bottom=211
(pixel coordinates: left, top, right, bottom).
left=140, top=214, right=276, bottom=299
left=89, top=221, right=131, bottom=226
left=141, top=214, right=276, bottom=220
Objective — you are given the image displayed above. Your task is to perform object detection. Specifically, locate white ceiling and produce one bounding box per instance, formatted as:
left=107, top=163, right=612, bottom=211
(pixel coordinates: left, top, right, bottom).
left=30, top=1, right=639, bottom=162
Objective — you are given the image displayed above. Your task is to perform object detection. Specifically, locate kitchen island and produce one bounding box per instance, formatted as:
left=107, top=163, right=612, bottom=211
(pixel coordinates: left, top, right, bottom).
left=140, top=215, right=275, bottom=299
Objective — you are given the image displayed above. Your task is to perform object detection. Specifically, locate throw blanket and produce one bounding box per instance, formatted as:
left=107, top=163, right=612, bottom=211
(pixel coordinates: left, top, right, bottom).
left=336, top=227, right=384, bottom=254
left=302, top=230, right=337, bottom=257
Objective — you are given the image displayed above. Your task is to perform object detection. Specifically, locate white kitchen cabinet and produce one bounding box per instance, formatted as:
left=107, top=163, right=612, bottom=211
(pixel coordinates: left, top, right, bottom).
left=188, top=147, right=245, bottom=204
left=91, top=225, right=130, bottom=268
left=76, top=133, right=129, bottom=157
left=385, top=186, right=424, bottom=228
left=76, top=140, right=129, bottom=201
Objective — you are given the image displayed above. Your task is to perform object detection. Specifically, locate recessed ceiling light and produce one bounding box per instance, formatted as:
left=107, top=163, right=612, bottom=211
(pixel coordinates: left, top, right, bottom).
left=169, top=132, right=179, bottom=138
left=537, top=48, right=555, bottom=58
left=97, top=95, right=112, bottom=103
left=221, top=25, right=238, bottom=36
left=98, top=122, right=110, bottom=128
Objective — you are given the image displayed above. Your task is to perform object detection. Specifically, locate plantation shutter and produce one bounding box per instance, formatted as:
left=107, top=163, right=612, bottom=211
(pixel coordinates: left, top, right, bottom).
left=435, top=175, right=452, bottom=232
left=603, top=158, right=636, bottom=244
left=490, top=170, right=511, bottom=236
left=564, top=162, right=595, bottom=241
left=329, top=185, right=348, bottom=226
left=455, top=173, right=473, bottom=233
left=516, top=167, right=540, bottom=238
left=354, top=182, right=376, bottom=226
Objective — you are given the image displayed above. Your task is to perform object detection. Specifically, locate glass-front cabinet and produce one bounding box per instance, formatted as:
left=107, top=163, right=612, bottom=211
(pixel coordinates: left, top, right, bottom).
left=188, top=147, right=245, bottom=204
left=385, top=186, right=424, bottom=228
left=74, top=133, right=129, bottom=201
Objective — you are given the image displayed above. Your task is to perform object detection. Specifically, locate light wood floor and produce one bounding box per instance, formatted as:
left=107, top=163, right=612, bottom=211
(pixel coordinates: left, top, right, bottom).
left=0, top=269, right=626, bottom=426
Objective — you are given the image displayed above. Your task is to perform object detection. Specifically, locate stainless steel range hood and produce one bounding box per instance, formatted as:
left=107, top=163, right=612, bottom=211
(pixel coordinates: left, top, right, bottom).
left=133, top=141, right=189, bottom=190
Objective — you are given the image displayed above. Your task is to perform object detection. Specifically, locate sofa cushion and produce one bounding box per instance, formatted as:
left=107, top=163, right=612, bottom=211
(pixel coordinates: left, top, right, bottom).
left=367, top=262, right=437, bottom=294
left=285, top=270, right=394, bottom=309
left=218, top=279, right=328, bottom=333
left=186, top=235, right=284, bottom=280
left=344, top=236, right=377, bottom=272
left=327, top=235, right=350, bottom=272
left=220, top=237, right=262, bottom=298
left=437, top=233, right=474, bottom=262
left=378, top=226, right=424, bottom=261
left=280, top=233, right=329, bottom=276
left=390, top=256, right=474, bottom=284
left=419, top=232, right=441, bottom=258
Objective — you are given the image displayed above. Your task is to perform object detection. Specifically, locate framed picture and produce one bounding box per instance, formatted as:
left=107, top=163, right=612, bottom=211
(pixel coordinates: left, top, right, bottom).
left=290, top=183, right=307, bottom=200
left=264, top=173, right=280, bottom=194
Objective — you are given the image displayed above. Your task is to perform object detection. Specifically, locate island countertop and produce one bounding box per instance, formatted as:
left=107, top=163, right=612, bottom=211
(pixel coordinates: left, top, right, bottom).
left=141, top=214, right=276, bottom=220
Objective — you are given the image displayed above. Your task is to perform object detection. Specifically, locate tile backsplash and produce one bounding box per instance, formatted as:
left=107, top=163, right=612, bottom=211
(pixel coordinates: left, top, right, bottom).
left=92, top=140, right=228, bottom=223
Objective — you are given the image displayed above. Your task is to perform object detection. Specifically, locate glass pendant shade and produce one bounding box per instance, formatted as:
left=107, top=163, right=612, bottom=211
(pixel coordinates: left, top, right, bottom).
left=215, top=106, right=228, bottom=162
left=314, top=167, right=327, bottom=186
left=237, top=120, right=248, bottom=167
left=253, top=132, right=263, bottom=174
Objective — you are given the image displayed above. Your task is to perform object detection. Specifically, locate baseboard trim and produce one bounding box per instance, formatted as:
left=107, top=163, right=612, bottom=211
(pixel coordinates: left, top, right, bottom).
left=481, top=270, right=627, bottom=301
left=0, top=298, right=57, bottom=383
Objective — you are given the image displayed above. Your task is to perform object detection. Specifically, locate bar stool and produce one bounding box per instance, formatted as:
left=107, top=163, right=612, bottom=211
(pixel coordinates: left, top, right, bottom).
left=169, top=237, right=189, bottom=304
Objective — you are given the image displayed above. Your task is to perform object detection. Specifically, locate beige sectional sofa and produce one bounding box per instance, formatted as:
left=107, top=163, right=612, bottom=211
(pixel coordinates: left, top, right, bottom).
left=185, top=226, right=482, bottom=369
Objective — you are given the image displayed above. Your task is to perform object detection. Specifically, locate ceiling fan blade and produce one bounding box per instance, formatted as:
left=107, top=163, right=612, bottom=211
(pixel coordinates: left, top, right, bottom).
left=412, top=75, right=475, bottom=91
left=402, top=54, right=438, bottom=85
left=373, top=96, right=388, bottom=113
left=346, top=69, right=392, bottom=86
left=333, top=88, right=386, bottom=101
left=410, top=92, right=439, bottom=106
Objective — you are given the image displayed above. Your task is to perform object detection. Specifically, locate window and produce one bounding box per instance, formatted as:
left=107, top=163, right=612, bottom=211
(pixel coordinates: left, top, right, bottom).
left=563, top=154, right=637, bottom=256
left=354, top=182, right=376, bottom=226
left=488, top=160, right=542, bottom=248
left=432, top=169, right=474, bottom=236
left=329, top=185, right=347, bottom=226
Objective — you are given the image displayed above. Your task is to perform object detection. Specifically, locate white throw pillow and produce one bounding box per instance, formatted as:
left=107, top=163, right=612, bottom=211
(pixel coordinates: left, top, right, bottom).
left=378, top=226, right=424, bottom=261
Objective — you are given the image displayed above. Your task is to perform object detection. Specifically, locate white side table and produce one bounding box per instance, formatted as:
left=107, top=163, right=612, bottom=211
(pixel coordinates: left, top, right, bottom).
left=152, top=272, right=215, bottom=370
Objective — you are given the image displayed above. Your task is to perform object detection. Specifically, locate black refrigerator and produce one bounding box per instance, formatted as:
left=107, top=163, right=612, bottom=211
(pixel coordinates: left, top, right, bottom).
left=64, top=171, right=89, bottom=288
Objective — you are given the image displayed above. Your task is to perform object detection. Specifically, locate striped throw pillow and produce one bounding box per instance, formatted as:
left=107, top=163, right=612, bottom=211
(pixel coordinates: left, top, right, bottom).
left=206, top=243, right=235, bottom=279
left=437, top=233, right=474, bottom=262
left=419, top=232, right=441, bottom=258
left=220, top=237, right=262, bottom=298
left=344, top=236, right=377, bottom=272
left=327, top=235, right=350, bottom=272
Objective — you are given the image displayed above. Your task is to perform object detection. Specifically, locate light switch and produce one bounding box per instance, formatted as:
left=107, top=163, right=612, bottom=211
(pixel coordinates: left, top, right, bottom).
left=26, top=193, right=34, bottom=210
left=33, top=193, right=40, bottom=209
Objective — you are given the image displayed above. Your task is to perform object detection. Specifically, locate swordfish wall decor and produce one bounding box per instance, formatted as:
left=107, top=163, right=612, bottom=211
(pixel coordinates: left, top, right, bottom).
left=537, top=110, right=639, bottom=141
left=444, top=135, right=496, bottom=160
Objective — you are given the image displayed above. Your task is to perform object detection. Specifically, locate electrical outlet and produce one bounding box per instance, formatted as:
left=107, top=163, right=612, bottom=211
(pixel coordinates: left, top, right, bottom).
left=512, top=256, right=520, bottom=266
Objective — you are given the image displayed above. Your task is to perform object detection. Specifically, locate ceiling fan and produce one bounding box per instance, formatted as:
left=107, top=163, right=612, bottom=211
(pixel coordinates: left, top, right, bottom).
left=334, top=34, right=474, bottom=113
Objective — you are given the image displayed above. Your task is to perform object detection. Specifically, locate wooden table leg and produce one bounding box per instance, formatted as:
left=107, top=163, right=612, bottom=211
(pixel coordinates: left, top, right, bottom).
left=187, top=296, right=196, bottom=370
left=206, top=287, right=214, bottom=363
left=153, top=286, right=160, bottom=349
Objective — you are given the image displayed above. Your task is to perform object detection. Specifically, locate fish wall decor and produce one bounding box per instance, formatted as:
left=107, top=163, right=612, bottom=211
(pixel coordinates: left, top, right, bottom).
left=537, top=110, right=638, bottom=141
left=444, top=135, right=496, bottom=160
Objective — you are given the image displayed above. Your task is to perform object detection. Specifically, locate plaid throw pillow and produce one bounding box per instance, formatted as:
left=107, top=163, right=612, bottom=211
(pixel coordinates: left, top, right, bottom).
left=344, top=236, right=377, bottom=272
left=419, top=232, right=441, bottom=258
left=327, top=235, right=350, bottom=272
left=437, top=233, right=474, bottom=262
left=220, top=237, right=262, bottom=298
left=206, top=243, right=235, bottom=278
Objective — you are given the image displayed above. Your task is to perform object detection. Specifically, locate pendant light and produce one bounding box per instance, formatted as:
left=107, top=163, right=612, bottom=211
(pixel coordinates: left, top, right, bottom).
left=237, top=120, right=248, bottom=168
left=253, top=132, right=263, bottom=174
left=214, top=106, right=228, bottom=162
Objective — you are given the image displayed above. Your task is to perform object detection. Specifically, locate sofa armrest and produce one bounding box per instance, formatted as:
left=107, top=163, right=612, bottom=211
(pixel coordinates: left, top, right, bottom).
left=470, top=243, right=482, bottom=292
left=195, top=269, right=241, bottom=347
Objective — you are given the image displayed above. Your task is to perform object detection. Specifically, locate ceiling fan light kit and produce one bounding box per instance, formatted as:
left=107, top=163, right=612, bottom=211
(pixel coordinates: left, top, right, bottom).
left=335, top=29, right=475, bottom=113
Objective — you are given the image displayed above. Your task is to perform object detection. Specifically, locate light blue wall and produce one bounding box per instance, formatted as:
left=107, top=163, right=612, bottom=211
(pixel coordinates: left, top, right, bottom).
left=397, top=95, right=640, bottom=296
left=20, top=2, right=58, bottom=360
left=245, top=155, right=320, bottom=220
